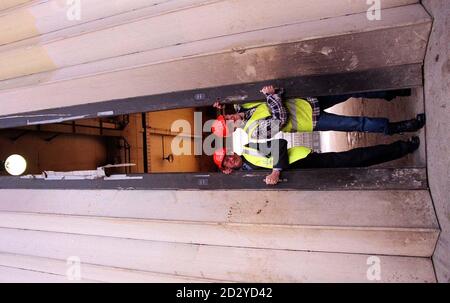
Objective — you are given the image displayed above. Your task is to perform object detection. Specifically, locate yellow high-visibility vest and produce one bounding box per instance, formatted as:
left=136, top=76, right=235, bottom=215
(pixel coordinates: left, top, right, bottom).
left=242, top=98, right=314, bottom=136
left=241, top=145, right=311, bottom=169
left=240, top=98, right=313, bottom=168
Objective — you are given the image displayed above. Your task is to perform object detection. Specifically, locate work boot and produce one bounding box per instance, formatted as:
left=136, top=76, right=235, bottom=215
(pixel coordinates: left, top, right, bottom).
left=387, top=114, right=426, bottom=135
left=384, top=89, right=412, bottom=101
left=406, top=136, right=420, bottom=153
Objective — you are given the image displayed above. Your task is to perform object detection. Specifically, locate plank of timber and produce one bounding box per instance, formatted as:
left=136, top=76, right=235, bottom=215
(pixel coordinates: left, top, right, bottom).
left=0, top=253, right=226, bottom=283
left=0, top=211, right=438, bottom=257
left=0, top=0, right=34, bottom=13
left=0, top=15, right=431, bottom=115
left=0, top=0, right=418, bottom=50
left=0, top=189, right=436, bottom=229
left=0, top=168, right=428, bottom=191
left=0, top=228, right=436, bottom=282
left=0, top=3, right=427, bottom=84
left=0, top=64, right=424, bottom=129
left=0, top=0, right=217, bottom=48
left=0, top=265, right=95, bottom=283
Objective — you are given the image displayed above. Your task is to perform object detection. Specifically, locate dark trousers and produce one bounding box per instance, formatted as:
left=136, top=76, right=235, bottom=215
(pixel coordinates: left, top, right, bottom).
left=291, top=140, right=410, bottom=169
left=314, top=91, right=391, bottom=134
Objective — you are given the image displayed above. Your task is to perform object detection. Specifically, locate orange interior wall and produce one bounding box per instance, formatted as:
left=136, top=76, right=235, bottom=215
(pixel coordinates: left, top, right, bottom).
left=146, top=108, right=201, bottom=173
left=0, top=131, right=108, bottom=175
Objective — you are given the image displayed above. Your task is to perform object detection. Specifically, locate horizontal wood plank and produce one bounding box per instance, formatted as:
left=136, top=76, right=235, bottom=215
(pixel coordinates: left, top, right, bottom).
left=0, top=0, right=208, bottom=47
left=0, top=188, right=436, bottom=228
left=0, top=228, right=436, bottom=282
left=0, top=211, right=438, bottom=257
left=0, top=253, right=224, bottom=283
left=0, top=0, right=418, bottom=46
left=0, top=0, right=33, bottom=13
left=0, top=265, right=95, bottom=283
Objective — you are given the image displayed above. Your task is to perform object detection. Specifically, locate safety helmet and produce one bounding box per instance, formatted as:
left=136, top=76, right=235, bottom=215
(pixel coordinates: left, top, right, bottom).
left=213, top=148, right=227, bottom=169
left=211, top=115, right=230, bottom=137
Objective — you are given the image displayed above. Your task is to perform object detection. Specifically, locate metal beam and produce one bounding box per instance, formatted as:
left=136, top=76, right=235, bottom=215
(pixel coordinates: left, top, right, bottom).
left=14, top=122, right=123, bottom=138
left=0, top=168, right=427, bottom=191
left=0, top=64, right=423, bottom=129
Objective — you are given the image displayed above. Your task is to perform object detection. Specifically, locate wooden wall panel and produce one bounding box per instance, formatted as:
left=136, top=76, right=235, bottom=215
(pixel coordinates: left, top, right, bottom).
left=0, top=0, right=217, bottom=48
left=0, top=228, right=436, bottom=282
left=0, top=4, right=430, bottom=116
left=0, top=266, right=96, bottom=283
left=0, top=4, right=430, bottom=92
left=0, top=22, right=431, bottom=116
left=0, top=0, right=418, bottom=49
left=0, top=189, right=437, bottom=229
left=2, top=1, right=422, bottom=77
left=0, top=253, right=222, bottom=283
left=0, top=188, right=439, bottom=282
left=0, top=0, right=32, bottom=12
left=0, top=211, right=439, bottom=257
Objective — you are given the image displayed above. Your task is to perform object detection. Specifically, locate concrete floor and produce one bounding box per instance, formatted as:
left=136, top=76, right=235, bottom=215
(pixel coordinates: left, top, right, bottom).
left=422, top=0, right=450, bottom=283
left=322, top=87, right=426, bottom=168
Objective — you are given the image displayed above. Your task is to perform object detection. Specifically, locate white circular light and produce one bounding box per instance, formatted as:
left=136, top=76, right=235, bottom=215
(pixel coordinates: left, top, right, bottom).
left=4, top=154, right=27, bottom=176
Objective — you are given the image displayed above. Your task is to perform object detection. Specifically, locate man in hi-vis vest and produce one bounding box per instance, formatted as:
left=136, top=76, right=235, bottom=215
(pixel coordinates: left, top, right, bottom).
left=211, top=85, right=424, bottom=185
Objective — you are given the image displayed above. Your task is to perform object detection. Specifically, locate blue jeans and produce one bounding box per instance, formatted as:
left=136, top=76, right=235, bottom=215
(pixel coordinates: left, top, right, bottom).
left=314, top=92, right=390, bottom=134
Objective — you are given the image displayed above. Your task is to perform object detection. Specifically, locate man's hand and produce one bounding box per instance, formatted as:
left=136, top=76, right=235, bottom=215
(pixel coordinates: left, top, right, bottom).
left=264, top=170, right=281, bottom=185
left=261, top=85, right=276, bottom=96
left=213, top=101, right=224, bottom=110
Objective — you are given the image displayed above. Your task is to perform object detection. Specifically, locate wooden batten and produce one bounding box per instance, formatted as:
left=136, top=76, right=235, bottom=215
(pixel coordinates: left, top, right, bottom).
left=0, top=0, right=216, bottom=48
left=0, top=189, right=437, bottom=228
left=0, top=253, right=225, bottom=283
left=0, top=0, right=418, bottom=50
left=0, top=227, right=436, bottom=282
left=0, top=266, right=96, bottom=283
left=0, top=0, right=33, bottom=13
left=0, top=211, right=439, bottom=257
